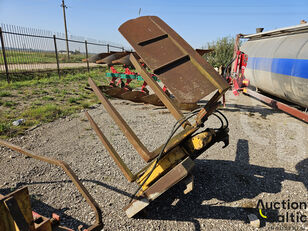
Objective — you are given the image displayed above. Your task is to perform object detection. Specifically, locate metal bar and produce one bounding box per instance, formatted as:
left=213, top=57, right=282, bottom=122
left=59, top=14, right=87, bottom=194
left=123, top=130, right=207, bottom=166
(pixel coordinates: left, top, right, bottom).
left=88, top=77, right=154, bottom=162
left=107, top=44, right=110, bottom=53
left=85, top=112, right=135, bottom=182
left=196, top=90, right=225, bottom=125
left=0, top=27, right=10, bottom=83
left=85, top=40, right=90, bottom=72
left=53, top=35, right=61, bottom=78
left=12, top=25, right=22, bottom=73
left=130, top=54, right=190, bottom=128
left=243, top=88, right=308, bottom=123
left=4, top=197, right=30, bottom=231
left=26, top=27, right=35, bottom=72
left=0, top=139, right=104, bottom=231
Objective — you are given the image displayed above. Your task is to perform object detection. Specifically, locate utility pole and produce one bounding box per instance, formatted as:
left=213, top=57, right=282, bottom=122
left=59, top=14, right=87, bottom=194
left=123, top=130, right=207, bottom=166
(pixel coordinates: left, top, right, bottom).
left=61, top=0, right=70, bottom=60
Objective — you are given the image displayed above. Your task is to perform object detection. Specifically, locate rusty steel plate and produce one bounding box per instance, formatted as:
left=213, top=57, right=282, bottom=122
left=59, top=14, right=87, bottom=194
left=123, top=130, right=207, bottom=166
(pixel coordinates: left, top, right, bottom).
left=112, top=53, right=141, bottom=66
left=119, top=16, right=229, bottom=103
left=175, top=101, right=199, bottom=111
left=112, top=55, right=132, bottom=66
left=105, top=88, right=128, bottom=97
left=96, top=52, right=128, bottom=65
left=88, top=52, right=112, bottom=63
left=195, top=48, right=214, bottom=56
left=119, top=91, right=147, bottom=102
left=141, top=94, right=164, bottom=106
left=98, top=85, right=113, bottom=92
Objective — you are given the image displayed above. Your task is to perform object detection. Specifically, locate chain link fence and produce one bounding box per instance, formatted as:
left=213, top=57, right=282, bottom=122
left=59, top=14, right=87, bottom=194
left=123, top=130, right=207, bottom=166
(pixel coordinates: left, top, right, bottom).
left=0, top=24, right=130, bottom=82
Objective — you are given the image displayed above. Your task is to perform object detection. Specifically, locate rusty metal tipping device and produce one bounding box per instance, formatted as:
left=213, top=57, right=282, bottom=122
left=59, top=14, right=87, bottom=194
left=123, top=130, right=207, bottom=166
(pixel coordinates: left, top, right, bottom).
left=86, top=16, right=230, bottom=218
left=0, top=140, right=103, bottom=231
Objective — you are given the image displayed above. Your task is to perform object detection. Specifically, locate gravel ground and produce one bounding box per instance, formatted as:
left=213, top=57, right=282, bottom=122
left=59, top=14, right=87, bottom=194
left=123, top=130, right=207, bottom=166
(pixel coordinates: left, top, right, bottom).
left=0, top=91, right=307, bottom=231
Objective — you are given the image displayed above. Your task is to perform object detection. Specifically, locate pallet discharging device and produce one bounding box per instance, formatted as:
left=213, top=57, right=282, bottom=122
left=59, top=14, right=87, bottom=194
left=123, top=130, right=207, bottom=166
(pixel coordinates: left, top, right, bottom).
left=86, top=16, right=230, bottom=217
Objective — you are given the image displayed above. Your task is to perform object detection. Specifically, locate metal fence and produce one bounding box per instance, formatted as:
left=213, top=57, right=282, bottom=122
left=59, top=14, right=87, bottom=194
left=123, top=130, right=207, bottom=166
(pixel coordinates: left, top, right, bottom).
left=0, top=24, right=130, bottom=82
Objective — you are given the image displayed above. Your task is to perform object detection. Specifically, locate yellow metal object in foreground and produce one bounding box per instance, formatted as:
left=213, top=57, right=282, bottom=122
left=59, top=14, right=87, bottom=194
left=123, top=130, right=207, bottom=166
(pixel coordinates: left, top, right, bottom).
left=137, top=146, right=186, bottom=193
left=136, top=130, right=214, bottom=194
left=191, top=131, right=213, bottom=150
left=0, top=187, right=52, bottom=231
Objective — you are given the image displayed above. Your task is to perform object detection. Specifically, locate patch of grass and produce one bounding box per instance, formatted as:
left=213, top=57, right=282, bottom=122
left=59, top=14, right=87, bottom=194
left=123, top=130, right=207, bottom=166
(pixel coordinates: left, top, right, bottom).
left=61, top=90, right=70, bottom=95
left=32, top=100, right=43, bottom=106
left=39, top=90, right=49, bottom=95
left=52, top=88, right=61, bottom=94
left=3, top=101, right=17, bottom=107
left=22, top=104, right=63, bottom=122
left=79, top=93, right=88, bottom=99
left=0, top=50, right=85, bottom=65
left=0, top=68, right=116, bottom=138
left=0, top=91, right=13, bottom=97
left=68, top=97, right=80, bottom=104
left=81, top=101, right=91, bottom=108
left=42, top=96, right=54, bottom=101
left=0, top=123, right=10, bottom=135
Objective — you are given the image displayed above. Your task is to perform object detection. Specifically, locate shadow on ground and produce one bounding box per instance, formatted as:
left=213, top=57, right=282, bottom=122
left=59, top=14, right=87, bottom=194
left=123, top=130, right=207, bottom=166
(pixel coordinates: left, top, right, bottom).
left=199, top=98, right=281, bottom=119
left=135, top=139, right=307, bottom=230
left=1, top=139, right=307, bottom=230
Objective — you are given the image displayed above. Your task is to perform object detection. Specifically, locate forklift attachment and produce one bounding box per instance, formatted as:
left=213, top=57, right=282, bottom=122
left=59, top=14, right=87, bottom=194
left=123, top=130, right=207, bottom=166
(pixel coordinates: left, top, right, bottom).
left=86, top=16, right=230, bottom=218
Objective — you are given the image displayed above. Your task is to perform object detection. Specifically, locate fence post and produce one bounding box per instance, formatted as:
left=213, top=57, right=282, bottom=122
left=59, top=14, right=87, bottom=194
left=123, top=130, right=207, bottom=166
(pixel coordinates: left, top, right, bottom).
left=107, top=44, right=110, bottom=53
left=85, top=40, right=90, bottom=72
left=0, top=27, right=10, bottom=83
left=122, top=47, right=124, bottom=52
left=53, top=35, right=61, bottom=78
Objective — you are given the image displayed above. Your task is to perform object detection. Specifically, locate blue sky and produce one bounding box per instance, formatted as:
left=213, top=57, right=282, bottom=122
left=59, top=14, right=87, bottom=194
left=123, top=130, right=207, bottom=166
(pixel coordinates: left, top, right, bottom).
left=0, top=0, right=307, bottom=49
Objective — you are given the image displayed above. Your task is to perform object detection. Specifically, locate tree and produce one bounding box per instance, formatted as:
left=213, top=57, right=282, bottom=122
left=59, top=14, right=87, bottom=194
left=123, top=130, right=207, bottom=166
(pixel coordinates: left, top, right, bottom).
left=203, top=36, right=235, bottom=70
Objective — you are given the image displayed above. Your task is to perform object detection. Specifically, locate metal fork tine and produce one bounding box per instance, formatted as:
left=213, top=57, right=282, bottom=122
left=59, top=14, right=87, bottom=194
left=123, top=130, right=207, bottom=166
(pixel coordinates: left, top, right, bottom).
left=88, top=77, right=155, bottom=162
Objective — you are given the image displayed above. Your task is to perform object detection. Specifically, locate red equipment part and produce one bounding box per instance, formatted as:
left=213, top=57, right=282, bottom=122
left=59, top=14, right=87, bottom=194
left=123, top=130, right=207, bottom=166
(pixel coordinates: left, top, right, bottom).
left=230, top=50, right=249, bottom=95
left=110, top=66, right=118, bottom=74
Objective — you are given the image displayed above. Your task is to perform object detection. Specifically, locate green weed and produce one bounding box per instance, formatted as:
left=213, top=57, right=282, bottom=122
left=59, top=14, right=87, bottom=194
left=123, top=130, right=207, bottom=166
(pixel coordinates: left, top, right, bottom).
left=3, top=101, right=17, bottom=107
left=21, top=104, right=63, bottom=122
left=0, top=91, right=13, bottom=97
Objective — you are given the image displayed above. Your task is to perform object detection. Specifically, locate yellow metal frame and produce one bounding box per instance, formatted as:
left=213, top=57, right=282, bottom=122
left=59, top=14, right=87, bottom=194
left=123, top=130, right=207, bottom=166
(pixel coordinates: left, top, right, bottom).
left=0, top=187, right=52, bottom=231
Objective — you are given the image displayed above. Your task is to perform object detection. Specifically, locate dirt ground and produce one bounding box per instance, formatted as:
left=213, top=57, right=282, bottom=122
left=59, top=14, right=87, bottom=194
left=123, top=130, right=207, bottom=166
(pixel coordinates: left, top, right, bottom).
left=0, top=91, right=307, bottom=231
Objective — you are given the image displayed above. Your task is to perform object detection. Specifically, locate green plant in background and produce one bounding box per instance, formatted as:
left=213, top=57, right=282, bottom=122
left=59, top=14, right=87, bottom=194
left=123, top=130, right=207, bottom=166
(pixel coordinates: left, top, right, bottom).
left=203, top=36, right=235, bottom=70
